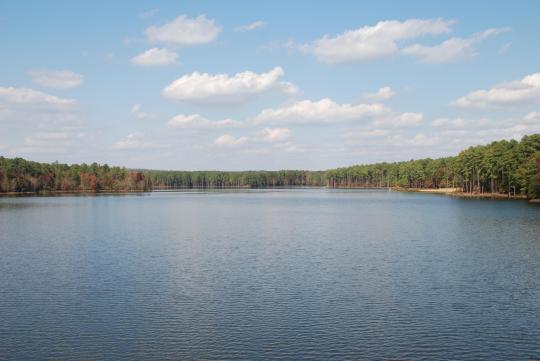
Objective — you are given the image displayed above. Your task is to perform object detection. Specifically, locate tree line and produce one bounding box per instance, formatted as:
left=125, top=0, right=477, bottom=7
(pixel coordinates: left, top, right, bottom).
left=325, top=134, right=540, bottom=198
left=0, top=158, right=151, bottom=193
left=147, top=134, right=540, bottom=198
left=148, top=170, right=325, bottom=189
left=1, top=134, right=539, bottom=198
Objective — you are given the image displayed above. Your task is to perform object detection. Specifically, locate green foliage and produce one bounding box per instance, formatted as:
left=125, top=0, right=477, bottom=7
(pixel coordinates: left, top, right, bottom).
left=147, top=169, right=324, bottom=189
left=1, top=134, right=539, bottom=198
left=0, top=157, right=150, bottom=193
left=324, top=135, right=540, bottom=198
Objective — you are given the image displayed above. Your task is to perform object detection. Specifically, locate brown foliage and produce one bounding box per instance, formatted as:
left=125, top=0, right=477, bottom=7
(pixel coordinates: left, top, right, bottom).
left=80, top=172, right=98, bottom=191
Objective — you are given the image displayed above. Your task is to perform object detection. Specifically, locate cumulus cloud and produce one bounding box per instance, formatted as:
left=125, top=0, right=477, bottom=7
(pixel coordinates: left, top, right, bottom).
left=21, top=131, right=80, bottom=149
left=343, top=129, right=391, bottom=140
left=0, top=86, right=77, bottom=110
left=0, top=88, right=89, bottom=157
left=214, top=134, right=248, bottom=146
left=424, top=114, right=540, bottom=147
left=131, top=48, right=179, bottom=66
left=409, top=133, right=442, bottom=146
left=235, top=20, right=266, bottom=32
left=362, top=86, right=395, bottom=101
left=253, top=98, right=390, bottom=124
left=131, top=104, right=155, bottom=119
left=303, top=18, right=453, bottom=63
left=10, top=130, right=91, bottom=155
left=29, top=69, right=84, bottom=89
left=378, top=112, right=423, bottom=127
left=402, top=27, right=511, bottom=63
left=24, top=131, right=72, bottom=144
left=0, top=86, right=82, bottom=154
left=145, top=15, right=222, bottom=45
left=431, top=117, right=491, bottom=128
left=452, top=72, right=540, bottom=108
left=112, top=133, right=161, bottom=150
left=259, top=127, right=291, bottom=141
left=274, top=141, right=305, bottom=153
left=163, top=66, right=297, bottom=104
left=408, top=120, right=540, bottom=149
left=168, top=113, right=242, bottom=129
left=523, top=111, right=540, bottom=123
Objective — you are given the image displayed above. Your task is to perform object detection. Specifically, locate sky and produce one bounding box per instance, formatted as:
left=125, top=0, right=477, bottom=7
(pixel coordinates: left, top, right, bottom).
left=1, top=0, right=539, bottom=170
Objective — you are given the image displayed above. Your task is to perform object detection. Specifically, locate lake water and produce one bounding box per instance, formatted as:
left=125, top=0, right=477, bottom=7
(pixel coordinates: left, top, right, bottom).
left=0, top=189, right=539, bottom=360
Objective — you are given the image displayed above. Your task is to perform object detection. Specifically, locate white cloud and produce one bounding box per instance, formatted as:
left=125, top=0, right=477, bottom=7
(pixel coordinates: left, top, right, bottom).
left=29, top=69, right=84, bottom=89
left=0, top=87, right=82, bottom=157
left=393, top=112, right=423, bottom=126
left=112, top=133, right=161, bottom=150
left=362, top=86, right=395, bottom=101
left=131, top=104, right=155, bottom=119
left=10, top=130, right=90, bottom=155
left=410, top=133, right=441, bottom=146
left=407, top=119, right=540, bottom=150
left=214, top=134, right=248, bottom=146
left=274, top=141, right=305, bottom=153
left=212, top=128, right=291, bottom=148
left=22, top=131, right=78, bottom=148
left=431, top=117, right=491, bottom=128
left=303, top=18, right=453, bottom=63
left=365, top=112, right=423, bottom=129
left=168, top=113, right=242, bottom=129
left=402, top=27, right=510, bottom=63
left=0, top=86, right=76, bottom=110
left=24, top=131, right=72, bottom=144
left=131, top=48, right=179, bottom=66
left=235, top=20, right=266, bottom=32
left=452, top=72, right=540, bottom=108
left=259, top=127, right=290, bottom=141
left=253, top=98, right=390, bottom=124
left=163, top=66, right=297, bottom=104
left=523, top=111, right=540, bottom=123
left=343, top=129, right=391, bottom=140
left=0, top=87, right=89, bottom=156
left=145, top=15, right=222, bottom=45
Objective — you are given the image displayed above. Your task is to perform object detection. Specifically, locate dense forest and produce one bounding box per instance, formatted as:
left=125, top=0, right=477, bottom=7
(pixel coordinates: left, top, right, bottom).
left=326, top=134, right=540, bottom=198
left=0, top=158, right=151, bottom=193
left=148, top=170, right=325, bottom=189
left=1, top=134, right=539, bottom=198
left=147, top=134, right=540, bottom=198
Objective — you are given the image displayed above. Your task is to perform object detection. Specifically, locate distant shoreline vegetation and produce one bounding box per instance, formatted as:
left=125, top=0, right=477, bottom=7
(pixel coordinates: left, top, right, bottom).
left=1, top=134, right=539, bottom=199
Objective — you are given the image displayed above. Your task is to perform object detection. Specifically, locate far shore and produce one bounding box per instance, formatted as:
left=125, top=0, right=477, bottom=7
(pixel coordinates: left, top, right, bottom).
left=0, top=189, right=151, bottom=197
left=1, top=186, right=538, bottom=203
left=404, top=187, right=529, bottom=200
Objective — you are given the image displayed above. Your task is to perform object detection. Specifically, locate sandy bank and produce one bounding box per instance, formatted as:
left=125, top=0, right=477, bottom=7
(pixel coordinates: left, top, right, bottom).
left=401, top=187, right=528, bottom=200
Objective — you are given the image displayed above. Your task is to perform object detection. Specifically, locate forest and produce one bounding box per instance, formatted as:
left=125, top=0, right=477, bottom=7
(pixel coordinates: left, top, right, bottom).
left=325, top=134, right=540, bottom=198
left=1, top=134, right=539, bottom=198
left=0, top=158, right=151, bottom=193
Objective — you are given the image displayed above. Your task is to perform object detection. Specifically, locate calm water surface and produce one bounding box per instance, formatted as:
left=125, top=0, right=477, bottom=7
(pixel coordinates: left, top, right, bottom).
left=0, top=189, right=539, bottom=360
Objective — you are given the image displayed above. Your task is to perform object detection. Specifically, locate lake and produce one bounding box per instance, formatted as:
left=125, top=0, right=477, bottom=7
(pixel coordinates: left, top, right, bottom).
left=0, top=189, right=539, bottom=360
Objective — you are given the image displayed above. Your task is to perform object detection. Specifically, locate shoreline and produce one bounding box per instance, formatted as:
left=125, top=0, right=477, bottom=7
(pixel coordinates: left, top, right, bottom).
left=399, top=187, right=531, bottom=201
left=1, top=187, right=538, bottom=203
left=0, top=190, right=151, bottom=197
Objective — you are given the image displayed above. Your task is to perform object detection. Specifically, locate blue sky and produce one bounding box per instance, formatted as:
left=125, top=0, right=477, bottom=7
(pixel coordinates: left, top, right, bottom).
left=1, top=1, right=539, bottom=170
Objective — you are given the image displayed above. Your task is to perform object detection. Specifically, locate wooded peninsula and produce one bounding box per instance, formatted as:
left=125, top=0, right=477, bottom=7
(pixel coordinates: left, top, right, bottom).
left=1, top=134, right=539, bottom=199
